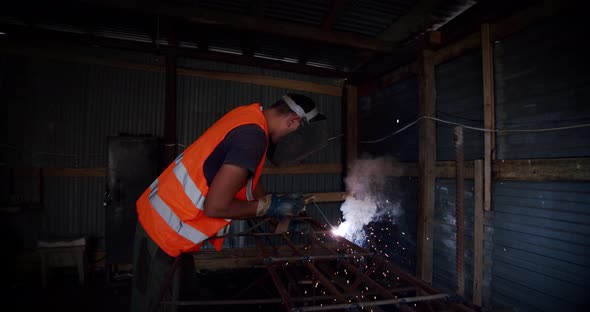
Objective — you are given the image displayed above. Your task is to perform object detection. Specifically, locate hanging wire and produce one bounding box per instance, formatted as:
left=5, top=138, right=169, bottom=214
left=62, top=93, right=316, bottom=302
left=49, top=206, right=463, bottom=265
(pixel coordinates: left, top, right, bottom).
left=358, top=116, right=590, bottom=144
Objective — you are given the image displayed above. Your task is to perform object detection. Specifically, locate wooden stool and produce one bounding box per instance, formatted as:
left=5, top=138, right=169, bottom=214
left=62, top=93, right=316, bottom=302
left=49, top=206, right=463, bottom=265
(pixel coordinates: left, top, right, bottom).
left=37, top=237, right=87, bottom=288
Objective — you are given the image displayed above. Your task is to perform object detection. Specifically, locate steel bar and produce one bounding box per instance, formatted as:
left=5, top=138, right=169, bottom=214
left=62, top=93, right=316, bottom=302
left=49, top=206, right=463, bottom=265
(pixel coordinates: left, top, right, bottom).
left=162, top=288, right=415, bottom=306
left=266, top=253, right=371, bottom=263
left=268, top=265, right=294, bottom=311
left=290, top=294, right=450, bottom=312
left=311, top=232, right=394, bottom=300
left=280, top=233, right=348, bottom=303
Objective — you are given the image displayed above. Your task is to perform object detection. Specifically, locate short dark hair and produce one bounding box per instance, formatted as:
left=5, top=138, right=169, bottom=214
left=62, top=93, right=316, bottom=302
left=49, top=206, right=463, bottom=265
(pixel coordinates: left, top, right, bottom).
left=271, top=93, right=325, bottom=122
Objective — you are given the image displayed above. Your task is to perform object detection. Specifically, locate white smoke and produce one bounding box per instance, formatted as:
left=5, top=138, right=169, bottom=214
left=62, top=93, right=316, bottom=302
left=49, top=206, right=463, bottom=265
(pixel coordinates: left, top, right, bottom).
left=332, top=157, right=403, bottom=246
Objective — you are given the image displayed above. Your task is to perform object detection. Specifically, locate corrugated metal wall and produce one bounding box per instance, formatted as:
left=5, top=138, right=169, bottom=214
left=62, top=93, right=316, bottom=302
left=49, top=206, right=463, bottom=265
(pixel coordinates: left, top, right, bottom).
left=492, top=181, right=590, bottom=311
left=0, top=50, right=343, bottom=251
left=435, top=50, right=484, bottom=161
left=358, top=77, right=420, bottom=161
left=433, top=179, right=494, bottom=306
left=491, top=14, right=590, bottom=312
left=494, top=15, right=590, bottom=159
left=1, top=52, right=166, bottom=249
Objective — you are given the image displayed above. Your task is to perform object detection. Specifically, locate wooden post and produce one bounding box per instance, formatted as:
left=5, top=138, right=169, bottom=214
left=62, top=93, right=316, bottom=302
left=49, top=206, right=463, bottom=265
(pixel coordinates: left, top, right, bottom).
left=454, top=127, right=465, bottom=296
left=481, top=23, right=495, bottom=211
left=473, top=160, right=484, bottom=306
left=417, top=50, right=436, bottom=283
left=164, top=52, right=178, bottom=164
left=345, top=85, right=358, bottom=170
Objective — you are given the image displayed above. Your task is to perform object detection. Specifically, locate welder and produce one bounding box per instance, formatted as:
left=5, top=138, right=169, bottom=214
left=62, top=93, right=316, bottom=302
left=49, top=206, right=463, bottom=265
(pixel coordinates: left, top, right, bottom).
left=130, top=93, right=328, bottom=312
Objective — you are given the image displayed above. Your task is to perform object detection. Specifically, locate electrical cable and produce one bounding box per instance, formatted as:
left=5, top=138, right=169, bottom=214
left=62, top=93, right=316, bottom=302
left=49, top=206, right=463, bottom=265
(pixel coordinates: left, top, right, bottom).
left=358, top=116, right=590, bottom=144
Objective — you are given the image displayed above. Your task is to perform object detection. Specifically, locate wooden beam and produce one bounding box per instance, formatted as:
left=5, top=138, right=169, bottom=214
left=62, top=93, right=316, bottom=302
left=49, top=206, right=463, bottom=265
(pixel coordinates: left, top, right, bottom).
left=493, top=158, right=590, bottom=181
left=7, top=158, right=589, bottom=180
left=454, top=127, right=465, bottom=296
left=0, top=44, right=341, bottom=96
left=306, top=192, right=348, bottom=203
left=417, top=50, right=436, bottom=283
left=378, top=0, right=447, bottom=43
left=481, top=23, right=495, bottom=212
left=262, top=163, right=342, bottom=175
left=176, top=68, right=341, bottom=96
left=432, top=32, right=480, bottom=65
left=345, top=85, right=359, bottom=170
left=381, top=61, right=419, bottom=87
left=473, top=160, right=484, bottom=306
left=159, top=4, right=392, bottom=52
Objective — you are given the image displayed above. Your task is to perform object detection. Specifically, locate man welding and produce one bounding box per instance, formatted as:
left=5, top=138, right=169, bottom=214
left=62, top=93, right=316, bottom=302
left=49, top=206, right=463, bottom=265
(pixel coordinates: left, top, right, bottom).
left=130, top=94, right=327, bottom=312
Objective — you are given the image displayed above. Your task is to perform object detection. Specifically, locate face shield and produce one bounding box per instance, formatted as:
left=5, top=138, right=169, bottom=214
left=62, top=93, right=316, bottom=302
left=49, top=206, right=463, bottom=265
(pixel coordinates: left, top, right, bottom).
left=266, top=95, right=329, bottom=166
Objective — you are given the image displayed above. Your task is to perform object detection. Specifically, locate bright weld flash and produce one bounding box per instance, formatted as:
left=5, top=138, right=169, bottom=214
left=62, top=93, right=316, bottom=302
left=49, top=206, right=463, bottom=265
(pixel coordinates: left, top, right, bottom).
left=331, top=222, right=349, bottom=237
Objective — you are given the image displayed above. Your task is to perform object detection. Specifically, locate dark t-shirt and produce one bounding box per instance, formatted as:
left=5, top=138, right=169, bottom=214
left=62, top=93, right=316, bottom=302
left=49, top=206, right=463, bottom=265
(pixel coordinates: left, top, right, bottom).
left=203, top=124, right=268, bottom=186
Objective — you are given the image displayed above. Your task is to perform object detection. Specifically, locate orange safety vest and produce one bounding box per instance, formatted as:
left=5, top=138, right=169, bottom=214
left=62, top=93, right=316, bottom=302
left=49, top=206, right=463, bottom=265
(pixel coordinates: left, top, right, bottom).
left=136, top=103, right=268, bottom=257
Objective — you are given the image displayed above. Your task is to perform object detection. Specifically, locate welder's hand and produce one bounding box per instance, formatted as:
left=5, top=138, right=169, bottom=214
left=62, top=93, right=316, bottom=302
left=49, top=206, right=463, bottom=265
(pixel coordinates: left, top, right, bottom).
left=256, top=193, right=306, bottom=219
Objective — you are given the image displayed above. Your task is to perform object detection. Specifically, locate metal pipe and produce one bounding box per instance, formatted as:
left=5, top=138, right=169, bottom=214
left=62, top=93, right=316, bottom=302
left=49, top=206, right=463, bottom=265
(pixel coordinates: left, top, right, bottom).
left=290, top=294, right=450, bottom=312
left=266, top=252, right=371, bottom=263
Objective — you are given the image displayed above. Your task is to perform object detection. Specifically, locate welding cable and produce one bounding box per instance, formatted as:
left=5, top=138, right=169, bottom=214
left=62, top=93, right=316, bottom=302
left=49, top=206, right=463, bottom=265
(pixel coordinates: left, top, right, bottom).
left=358, top=116, right=590, bottom=144
left=311, top=202, right=336, bottom=229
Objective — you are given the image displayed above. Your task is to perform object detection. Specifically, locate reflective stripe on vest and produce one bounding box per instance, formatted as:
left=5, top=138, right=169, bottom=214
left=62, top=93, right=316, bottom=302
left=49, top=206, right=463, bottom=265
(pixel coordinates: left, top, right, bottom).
left=246, top=177, right=254, bottom=201
left=173, top=155, right=205, bottom=211
left=151, top=154, right=233, bottom=245
left=148, top=179, right=209, bottom=244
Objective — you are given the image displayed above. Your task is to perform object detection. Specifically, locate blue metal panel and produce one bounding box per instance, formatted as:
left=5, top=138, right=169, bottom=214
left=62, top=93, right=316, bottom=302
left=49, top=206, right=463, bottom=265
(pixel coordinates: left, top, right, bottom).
left=494, top=15, right=590, bottom=159
left=435, top=51, right=484, bottom=161
left=359, top=78, right=420, bottom=161
left=492, top=181, right=590, bottom=311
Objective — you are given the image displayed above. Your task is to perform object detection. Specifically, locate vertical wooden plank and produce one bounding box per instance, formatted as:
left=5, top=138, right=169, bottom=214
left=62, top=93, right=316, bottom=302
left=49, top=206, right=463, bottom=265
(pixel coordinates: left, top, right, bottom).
left=345, top=85, right=358, bottom=169
left=481, top=23, right=495, bottom=211
left=417, top=50, right=436, bottom=283
left=455, top=127, right=465, bottom=296
left=473, top=160, right=484, bottom=306
left=165, top=52, right=178, bottom=164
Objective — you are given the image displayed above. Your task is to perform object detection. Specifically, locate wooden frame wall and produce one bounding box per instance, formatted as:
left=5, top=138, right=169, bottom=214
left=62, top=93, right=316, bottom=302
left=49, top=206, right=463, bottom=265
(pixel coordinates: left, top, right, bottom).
left=364, top=0, right=584, bottom=306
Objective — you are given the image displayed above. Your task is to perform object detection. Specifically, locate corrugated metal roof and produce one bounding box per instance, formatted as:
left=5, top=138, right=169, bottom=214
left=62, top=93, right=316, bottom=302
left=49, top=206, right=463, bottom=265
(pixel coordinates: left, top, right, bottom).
left=492, top=181, right=590, bottom=311
left=265, top=0, right=331, bottom=27
left=198, top=0, right=251, bottom=15
left=359, top=77, right=420, bottom=161
left=435, top=50, right=484, bottom=161
left=494, top=14, right=590, bottom=159
left=333, top=0, right=417, bottom=36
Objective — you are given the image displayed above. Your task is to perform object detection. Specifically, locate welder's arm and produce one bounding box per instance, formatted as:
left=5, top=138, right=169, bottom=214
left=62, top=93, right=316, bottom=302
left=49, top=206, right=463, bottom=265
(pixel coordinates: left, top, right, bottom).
left=203, top=164, right=258, bottom=219
left=204, top=164, right=305, bottom=220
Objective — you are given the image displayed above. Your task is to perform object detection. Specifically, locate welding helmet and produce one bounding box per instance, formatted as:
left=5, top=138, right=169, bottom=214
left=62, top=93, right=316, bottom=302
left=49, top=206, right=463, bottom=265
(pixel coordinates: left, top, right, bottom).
left=267, top=94, right=329, bottom=166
